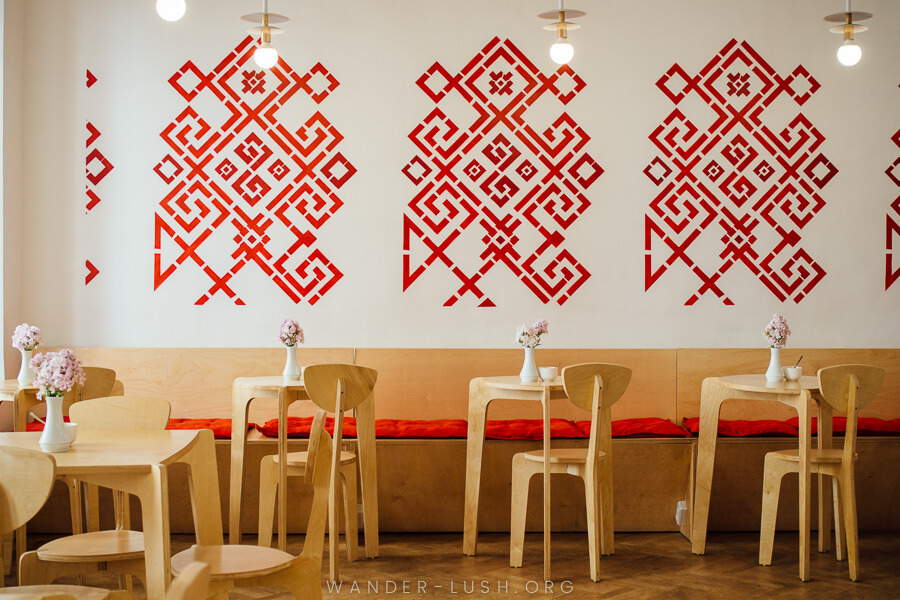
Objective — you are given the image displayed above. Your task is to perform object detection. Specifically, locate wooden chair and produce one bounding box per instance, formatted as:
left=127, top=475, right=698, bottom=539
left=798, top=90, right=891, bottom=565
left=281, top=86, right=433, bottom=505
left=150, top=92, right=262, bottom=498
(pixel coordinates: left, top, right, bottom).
left=258, top=363, right=377, bottom=581
left=171, top=410, right=334, bottom=600
left=0, top=447, right=56, bottom=589
left=509, top=363, right=632, bottom=582
left=166, top=562, right=209, bottom=600
left=759, top=364, right=885, bottom=581
left=19, top=396, right=171, bottom=590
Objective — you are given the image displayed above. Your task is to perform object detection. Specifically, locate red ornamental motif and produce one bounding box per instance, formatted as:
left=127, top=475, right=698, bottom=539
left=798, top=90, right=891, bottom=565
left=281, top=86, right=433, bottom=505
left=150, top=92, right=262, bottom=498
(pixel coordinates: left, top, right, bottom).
left=645, top=39, right=836, bottom=305
left=154, top=37, right=353, bottom=305
left=887, top=83, right=900, bottom=290
left=403, top=37, right=600, bottom=307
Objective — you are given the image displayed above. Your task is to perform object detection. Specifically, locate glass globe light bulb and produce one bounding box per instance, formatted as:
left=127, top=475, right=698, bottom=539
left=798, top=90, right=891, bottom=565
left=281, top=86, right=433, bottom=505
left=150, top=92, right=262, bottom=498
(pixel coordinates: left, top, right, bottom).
left=549, top=39, right=574, bottom=65
left=254, top=44, right=279, bottom=69
left=836, top=39, right=862, bottom=66
left=156, top=0, right=186, bottom=22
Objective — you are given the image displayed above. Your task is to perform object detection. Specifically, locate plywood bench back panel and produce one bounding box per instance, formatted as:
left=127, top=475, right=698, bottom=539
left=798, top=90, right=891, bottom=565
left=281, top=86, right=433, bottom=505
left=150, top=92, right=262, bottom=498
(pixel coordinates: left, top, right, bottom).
left=59, top=348, right=354, bottom=420
left=354, top=348, right=677, bottom=421
left=676, top=348, right=900, bottom=422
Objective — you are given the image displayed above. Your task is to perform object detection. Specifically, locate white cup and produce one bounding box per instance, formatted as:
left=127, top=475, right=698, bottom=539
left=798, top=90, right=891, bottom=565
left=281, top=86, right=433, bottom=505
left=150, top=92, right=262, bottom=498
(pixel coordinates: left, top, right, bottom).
left=65, top=422, right=78, bottom=444
left=782, top=366, right=802, bottom=382
left=539, top=366, right=558, bottom=381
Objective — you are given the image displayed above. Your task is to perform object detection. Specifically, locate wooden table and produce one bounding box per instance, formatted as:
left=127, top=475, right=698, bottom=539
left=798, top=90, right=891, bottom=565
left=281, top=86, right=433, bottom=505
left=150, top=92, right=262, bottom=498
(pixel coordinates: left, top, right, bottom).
left=463, top=376, right=565, bottom=580
left=690, top=375, right=832, bottom=581
left=0, top=380, right=40, bottom=433
left=229, top=376, right=379, bottom=556
left=0, top=429, right=222, bottom=600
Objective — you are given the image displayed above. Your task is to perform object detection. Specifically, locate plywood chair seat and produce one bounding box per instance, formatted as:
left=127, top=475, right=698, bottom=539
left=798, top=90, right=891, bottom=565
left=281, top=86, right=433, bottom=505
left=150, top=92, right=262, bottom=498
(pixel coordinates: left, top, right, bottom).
left=172, top=544, right=293, bottom=580
left=280, top=450, right=356, bottom=467
left=36, top=530, right=145, bottom=561
left=772, top=448, right=845, bottom=464
left=520, top=448, right=607, bottom=465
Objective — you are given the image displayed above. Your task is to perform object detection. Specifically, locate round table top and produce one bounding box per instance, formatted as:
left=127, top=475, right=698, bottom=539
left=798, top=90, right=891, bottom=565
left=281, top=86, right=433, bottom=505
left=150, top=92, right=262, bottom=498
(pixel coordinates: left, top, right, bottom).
left=233, top=375, right=306, bottom=391
left=472, top=375, right=563, bottom=391
left=716, top=374, right=819, bottom=393
left=0, top=584, right=116, bottom=600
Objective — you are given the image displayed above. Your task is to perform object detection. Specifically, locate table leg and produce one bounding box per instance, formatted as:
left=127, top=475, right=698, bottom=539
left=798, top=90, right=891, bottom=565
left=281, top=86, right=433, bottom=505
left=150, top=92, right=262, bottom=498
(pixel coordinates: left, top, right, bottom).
left=356, top=395, right=379, bottom=558
left=229, top=387, right=253, bottom=544
left=797, top=391, right=812, bottom=582
left=278, top=388, right=288, bottom=552
left=182, top=430, right=224, bottom=545
left=817, top=402, right=834, bottom=554
left=691, top=378, right=727, bottom=554
left=137, top=466, right=171, bottom=600
left=541, top=387, right=551, bottom=582
left=463, top=383, right=490, bottom=556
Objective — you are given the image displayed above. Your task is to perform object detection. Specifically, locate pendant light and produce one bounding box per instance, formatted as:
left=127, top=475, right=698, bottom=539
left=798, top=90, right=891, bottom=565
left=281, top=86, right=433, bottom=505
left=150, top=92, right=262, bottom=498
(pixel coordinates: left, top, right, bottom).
left=156, top=0, right=186, bottom=21
left=539, top=0, right=585, bottom=65
left=242, top=0, right=289, bottom=70
left=825, top=0, right=872, bottom=67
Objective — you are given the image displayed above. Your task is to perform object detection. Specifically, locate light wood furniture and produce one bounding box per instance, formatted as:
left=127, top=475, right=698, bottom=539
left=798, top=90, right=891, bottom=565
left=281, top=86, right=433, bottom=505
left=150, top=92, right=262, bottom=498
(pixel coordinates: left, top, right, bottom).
left=230, top=375, right=379, bottom=561
left=166, top=562, right=209, bottom=600
left=0, top=585, right=131, bottom=600
left=510, top=364, right=632, bottom=582
left=0, top=446, right=56, bottom=589
left=759, top=365, right=885, bottom=581
left=21, top=397, right=172, bottom=590
left=172, top=410, right=334, bottom=600
left=10, top=430, right=222, bottom=600
left=690, top=375, right=830, bottom=581
left=258, top=364, right=377, bottom=581
left=464, top=376, right=567, bottom=580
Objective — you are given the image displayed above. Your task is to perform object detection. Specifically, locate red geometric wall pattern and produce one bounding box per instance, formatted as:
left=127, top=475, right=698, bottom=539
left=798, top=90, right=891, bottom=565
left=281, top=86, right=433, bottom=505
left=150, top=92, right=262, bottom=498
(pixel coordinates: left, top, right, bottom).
left=85, top=68, right=107, bottom=285
left=644, top=39, right=837, bottom=305
left=402, top=37, right=601, bottom=307
left=887, top=83, right=900, bottom=290
left=154, top=37, right=354, bottom=305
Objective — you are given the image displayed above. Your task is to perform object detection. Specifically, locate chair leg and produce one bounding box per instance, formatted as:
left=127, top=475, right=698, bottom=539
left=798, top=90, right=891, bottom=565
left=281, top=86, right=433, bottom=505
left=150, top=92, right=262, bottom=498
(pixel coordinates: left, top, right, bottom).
left=85, top=483, right=101, bottom=532
left=839, top=471, right=859, bottom=581
left=759, top=454, right=787, bottom=566
left=64, top=476, right=83, bottom=535
left=341, top=465, right=359, bottom=562
left=509, top=455, right=533, bottom=568
left=832, top=476, right=846, bottom=562
left=258, top=456, right=279, bottom=548
left=583, top=465, right=601, bottom=582
left=598, top=458, right=614, bottom=556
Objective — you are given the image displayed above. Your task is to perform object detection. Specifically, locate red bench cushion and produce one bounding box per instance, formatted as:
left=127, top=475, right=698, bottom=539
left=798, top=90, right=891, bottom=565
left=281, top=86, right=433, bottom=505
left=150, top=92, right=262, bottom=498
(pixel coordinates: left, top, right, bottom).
left=167, top=418, right=241, bottom=439
left=682, top=417, right=798, bottom=437
left=256, top=416, right=359, bottom=439
left=578, top=418, right=691, bottom=438
left=785, top=417, right=900, bottom=436
left=25, top=417, right=72, bottom=431
left=484, top=419, right=586, bottom=440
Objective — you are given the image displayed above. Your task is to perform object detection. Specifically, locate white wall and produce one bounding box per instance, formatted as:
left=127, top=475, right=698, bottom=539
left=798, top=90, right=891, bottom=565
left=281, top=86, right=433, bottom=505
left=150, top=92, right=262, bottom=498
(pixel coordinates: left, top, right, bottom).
left=3, top=0, right=899, bottom=359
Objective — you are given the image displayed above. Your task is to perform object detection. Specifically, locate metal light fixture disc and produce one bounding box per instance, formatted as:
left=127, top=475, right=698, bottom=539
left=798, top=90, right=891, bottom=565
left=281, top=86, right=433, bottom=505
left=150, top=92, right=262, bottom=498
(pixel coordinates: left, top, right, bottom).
left=247, top=25, right=285, bottom=35
left=828, top=23, right=869, bottom=34
left=823, top=11, right=873, bottom=23
left=240, top=12, right=290, bottom=24
left=538, top=9, right=586, bottom=20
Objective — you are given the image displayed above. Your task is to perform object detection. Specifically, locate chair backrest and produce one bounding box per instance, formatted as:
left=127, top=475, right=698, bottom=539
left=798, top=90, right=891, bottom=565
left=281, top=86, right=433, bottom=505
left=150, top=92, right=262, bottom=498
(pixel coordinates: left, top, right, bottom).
left=300, top=410, right=334, bottom=563
left=80, top=367, right=119, bottom=401
left=818, top=364, right=885, bottom=462
left=0, top=446, right=56, bottom=536
left=303, top=363, right=377, bottom=413
left=563, top=363, right=633, bottom=465
left=166, top=561, right=210, bottom=600
left=69, top=396, right=171, bottom=430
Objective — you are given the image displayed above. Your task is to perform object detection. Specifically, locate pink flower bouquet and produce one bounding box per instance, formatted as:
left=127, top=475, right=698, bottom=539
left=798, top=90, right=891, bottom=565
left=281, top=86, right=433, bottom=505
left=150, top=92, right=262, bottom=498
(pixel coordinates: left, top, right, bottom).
left=763, top=314, right=791, bottom=348
left=279, top=319, right=304, bottom=347
left=30, top=349, right=85, bottom=399
left=515, top=319, right=549, bottom=349
left=11, top=323, right=42, bottom=351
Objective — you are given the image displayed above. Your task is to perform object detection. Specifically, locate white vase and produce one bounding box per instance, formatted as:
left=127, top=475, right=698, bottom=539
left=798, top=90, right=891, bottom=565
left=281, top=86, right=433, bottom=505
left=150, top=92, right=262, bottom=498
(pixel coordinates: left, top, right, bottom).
left=519, top=347, right=539, bottom=384
left=282, top=345, right=300, bottom=381
left=39, top=393, right=71, bottom=453
left=17, top=348, right=34, bottom=387
left=765, top=347, right=784, bottom=382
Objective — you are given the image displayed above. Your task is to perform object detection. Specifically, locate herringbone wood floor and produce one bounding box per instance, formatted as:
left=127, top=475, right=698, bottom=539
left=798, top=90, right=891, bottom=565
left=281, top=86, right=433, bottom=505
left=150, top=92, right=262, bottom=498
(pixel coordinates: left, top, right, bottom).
left=7, top=531, right=899, bottom=599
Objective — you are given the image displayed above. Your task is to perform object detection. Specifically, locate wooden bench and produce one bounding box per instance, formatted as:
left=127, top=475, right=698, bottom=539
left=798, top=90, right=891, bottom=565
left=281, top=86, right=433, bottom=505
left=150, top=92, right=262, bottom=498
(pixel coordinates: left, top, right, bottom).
left=25, top=347, right=899, bottom=535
